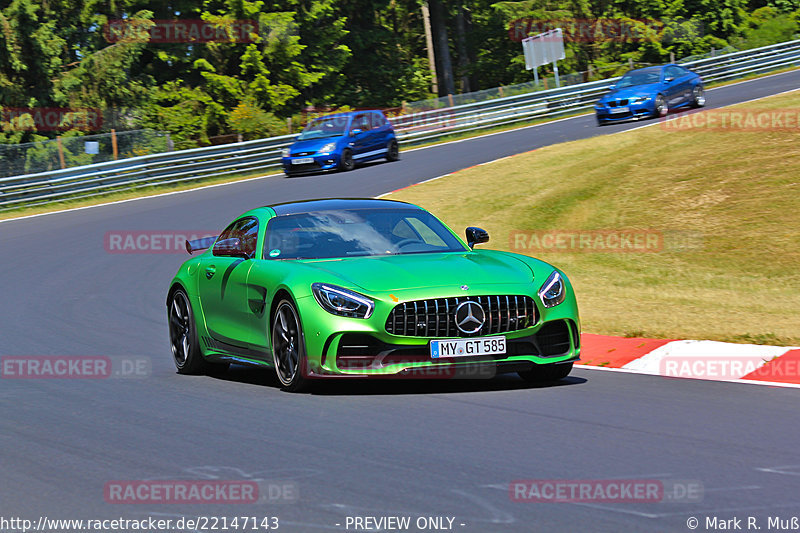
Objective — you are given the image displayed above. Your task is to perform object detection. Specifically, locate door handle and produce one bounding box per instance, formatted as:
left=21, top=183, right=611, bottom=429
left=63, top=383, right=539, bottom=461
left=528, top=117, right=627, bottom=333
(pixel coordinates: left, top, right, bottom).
left=205, top=265, right=216, bottom=279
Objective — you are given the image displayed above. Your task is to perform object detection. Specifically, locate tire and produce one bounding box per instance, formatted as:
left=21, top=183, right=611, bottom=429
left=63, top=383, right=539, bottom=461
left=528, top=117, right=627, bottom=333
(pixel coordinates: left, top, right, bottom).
left=168, top=289, right=211, bottom=375
left=691, top=85, right=705, bottom=108
left=596, top=116, right=606, bottom=126
left=518, top=362, right=573, bottom=383
left=653, top=94, right=668, bottom=118
left=386, top=139, right=399, bottom=162
left=338, top=148, right=355, bottom=171
left=271, top=299, right=309, bottom=392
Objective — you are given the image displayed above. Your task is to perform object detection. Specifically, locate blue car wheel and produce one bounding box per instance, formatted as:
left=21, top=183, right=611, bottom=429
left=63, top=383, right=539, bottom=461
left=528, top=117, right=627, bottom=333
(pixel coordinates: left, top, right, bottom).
left=338, top=148, right=355, bottom=171
left=653, top=94, right=667, bottom=118
left=386, top=140, right=399, bottom=161
left=691, top=85, right=705, bottom=108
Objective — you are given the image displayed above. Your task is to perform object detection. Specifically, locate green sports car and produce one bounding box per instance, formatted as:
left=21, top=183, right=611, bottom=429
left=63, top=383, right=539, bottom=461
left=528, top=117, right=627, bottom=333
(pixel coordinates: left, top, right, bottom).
left=167, top=198, right=580, bottom=391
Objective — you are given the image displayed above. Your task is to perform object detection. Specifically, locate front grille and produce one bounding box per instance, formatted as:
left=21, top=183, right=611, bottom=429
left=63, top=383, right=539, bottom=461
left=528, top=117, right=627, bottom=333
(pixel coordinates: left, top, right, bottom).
left=291, top=151, right=317, bottom=156
left=385, top=295, right=537, bottom=338
left=286, top=162, right=321, bottom=172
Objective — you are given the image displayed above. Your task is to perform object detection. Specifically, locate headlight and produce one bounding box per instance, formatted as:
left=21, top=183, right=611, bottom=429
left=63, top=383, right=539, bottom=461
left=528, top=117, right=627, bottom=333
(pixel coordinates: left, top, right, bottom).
left=281, top=147, right=290, bottom=157
left=320, top=142, right=336, bottom=153
left=312, top=283, right=374, bottom=319
left=538, top=271, right=566, bottom=308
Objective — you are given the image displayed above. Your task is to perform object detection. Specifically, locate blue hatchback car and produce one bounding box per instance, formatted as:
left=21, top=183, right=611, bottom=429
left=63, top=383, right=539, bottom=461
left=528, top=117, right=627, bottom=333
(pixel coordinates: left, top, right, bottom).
left=281, top=110, right=399, bottom=176
left=595, top=64, right=705, bottom=125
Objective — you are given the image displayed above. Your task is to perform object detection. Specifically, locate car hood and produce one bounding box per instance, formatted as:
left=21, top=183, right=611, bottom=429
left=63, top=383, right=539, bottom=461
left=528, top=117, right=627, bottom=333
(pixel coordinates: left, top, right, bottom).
left=601, top=83, right=660, bottom=101
left=299, top=251, right=534, bottom=292
left=290, top=137, right=344, bottom=152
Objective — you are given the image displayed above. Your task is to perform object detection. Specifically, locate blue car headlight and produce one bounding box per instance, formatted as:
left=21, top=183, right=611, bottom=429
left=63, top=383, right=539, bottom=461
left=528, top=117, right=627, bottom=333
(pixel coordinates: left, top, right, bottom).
left=538, top=271, right=566, bottom=308
left=320, top=142, right=337, bottom=153
left=312, top=283, right=374, bottom=318
left=281, top=147, right=290, bottom=157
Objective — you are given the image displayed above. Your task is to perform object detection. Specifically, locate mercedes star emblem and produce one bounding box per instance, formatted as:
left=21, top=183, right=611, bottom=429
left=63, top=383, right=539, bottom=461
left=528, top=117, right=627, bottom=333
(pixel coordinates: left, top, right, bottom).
left=454, top=301, right=485, bottom=334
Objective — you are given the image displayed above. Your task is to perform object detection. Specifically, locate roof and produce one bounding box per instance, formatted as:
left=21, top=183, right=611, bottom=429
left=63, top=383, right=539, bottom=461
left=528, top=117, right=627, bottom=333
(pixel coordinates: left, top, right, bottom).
left=310, top=110, right=385, bottom=119
left=626, top=66, right=663, bottom=74
left=266, top=198, right=418, bottom=216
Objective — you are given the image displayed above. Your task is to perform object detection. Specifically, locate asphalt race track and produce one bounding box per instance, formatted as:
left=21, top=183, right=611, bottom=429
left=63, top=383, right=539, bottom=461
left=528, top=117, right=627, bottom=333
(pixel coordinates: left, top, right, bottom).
left=2, top=70, right=800, bottom=532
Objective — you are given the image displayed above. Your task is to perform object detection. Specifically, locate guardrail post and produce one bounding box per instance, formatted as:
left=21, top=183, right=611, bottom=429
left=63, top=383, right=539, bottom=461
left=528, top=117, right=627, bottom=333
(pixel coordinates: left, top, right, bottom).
left=56, top=136, right=66, bottom=169
left=111, top=129, right=118, bottom=160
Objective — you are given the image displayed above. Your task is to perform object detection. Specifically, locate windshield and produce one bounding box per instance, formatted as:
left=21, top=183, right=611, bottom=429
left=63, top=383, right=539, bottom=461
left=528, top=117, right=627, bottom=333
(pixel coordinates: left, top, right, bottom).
left=296, top=116, right=349, bottom=140
left=264, top=208, right=468, bottom=260
left=616, top=70, right=660, bottom=88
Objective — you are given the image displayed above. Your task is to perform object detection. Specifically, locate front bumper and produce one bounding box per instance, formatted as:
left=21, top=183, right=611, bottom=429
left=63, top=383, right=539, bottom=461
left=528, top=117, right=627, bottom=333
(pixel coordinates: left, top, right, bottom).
left=282, top=152, right=341, bottom=174
left=595, top=100, right=654, bottom=123
left=297, top=286, right=581, bottom=378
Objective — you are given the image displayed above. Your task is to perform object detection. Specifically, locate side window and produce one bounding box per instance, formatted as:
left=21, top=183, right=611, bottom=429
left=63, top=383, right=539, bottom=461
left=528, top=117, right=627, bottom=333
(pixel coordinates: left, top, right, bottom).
left=372, top=112, right=386, bottom=128
left=665, top=65, right=682, bottom=79
left=216, top=221, right=239, bottom=244
left=214, top=217, right=259, bottom=257
left=353, top=113, right=371, bottom=132
left=238, top=218, right=259, bottom=257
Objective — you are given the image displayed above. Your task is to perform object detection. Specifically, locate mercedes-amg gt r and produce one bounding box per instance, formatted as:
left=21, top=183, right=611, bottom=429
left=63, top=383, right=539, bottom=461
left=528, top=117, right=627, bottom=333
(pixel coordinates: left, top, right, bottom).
left=167, top=199, right=580, bottom=391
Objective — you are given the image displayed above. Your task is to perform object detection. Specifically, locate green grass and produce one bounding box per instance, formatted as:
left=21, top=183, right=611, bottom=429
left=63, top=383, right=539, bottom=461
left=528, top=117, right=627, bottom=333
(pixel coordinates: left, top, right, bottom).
left=387, top=89, right=800, bottom=346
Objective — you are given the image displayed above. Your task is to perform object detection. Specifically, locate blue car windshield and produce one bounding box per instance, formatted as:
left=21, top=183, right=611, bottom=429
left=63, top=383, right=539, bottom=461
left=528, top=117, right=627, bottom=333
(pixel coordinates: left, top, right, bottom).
left=297, top=116, right=349, bottom=140
left=264, top=208, right=468, bottom=260
left=616, top=71, right=660, bottom=88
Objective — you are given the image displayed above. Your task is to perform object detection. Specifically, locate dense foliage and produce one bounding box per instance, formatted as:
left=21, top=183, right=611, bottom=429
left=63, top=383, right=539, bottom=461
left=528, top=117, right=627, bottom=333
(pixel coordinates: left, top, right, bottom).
left=1, top=0, right=798, bottom=147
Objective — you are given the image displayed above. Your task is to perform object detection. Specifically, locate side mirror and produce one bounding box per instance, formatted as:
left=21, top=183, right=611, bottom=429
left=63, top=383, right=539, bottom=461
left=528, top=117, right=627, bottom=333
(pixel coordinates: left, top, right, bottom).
left=664, top=76, right=674, bottom=83
left=213, top=238, right=250, bottom=259
left=465, top=227, right=489, bottom=249
left=186, top=236, right=218, bottom=255
left=350, top=128, right=363, bottom=137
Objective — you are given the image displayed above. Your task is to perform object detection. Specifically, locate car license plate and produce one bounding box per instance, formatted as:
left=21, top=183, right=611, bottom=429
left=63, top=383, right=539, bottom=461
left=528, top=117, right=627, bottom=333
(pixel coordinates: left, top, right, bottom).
left=430, top=336, right=506, bottom=358
left=610, top=107, right=628, bottom=114
left=291, top=158, right=314, bottom=165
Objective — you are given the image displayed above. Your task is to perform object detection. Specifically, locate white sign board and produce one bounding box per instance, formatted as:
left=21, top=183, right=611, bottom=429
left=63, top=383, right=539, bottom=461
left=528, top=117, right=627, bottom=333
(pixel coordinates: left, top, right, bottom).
left=522, top=28, right=565, bottom=70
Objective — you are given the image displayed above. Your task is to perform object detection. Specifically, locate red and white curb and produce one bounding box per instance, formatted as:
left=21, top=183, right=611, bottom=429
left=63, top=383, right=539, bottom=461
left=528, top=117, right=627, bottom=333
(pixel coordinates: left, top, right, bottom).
left=578, top=334, right=800, bottom=388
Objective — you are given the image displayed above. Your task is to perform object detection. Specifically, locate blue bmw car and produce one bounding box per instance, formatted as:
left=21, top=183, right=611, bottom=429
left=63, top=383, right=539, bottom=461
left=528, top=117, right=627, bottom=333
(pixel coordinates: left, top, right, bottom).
left=595, top=64, right=705, bottom=125
left=281, top=110, right=399, bottom=176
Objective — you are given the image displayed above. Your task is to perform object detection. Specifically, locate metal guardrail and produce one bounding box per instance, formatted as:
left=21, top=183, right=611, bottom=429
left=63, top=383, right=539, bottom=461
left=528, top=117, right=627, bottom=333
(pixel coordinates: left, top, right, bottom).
left=2, top=39, right=800, bottom=210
